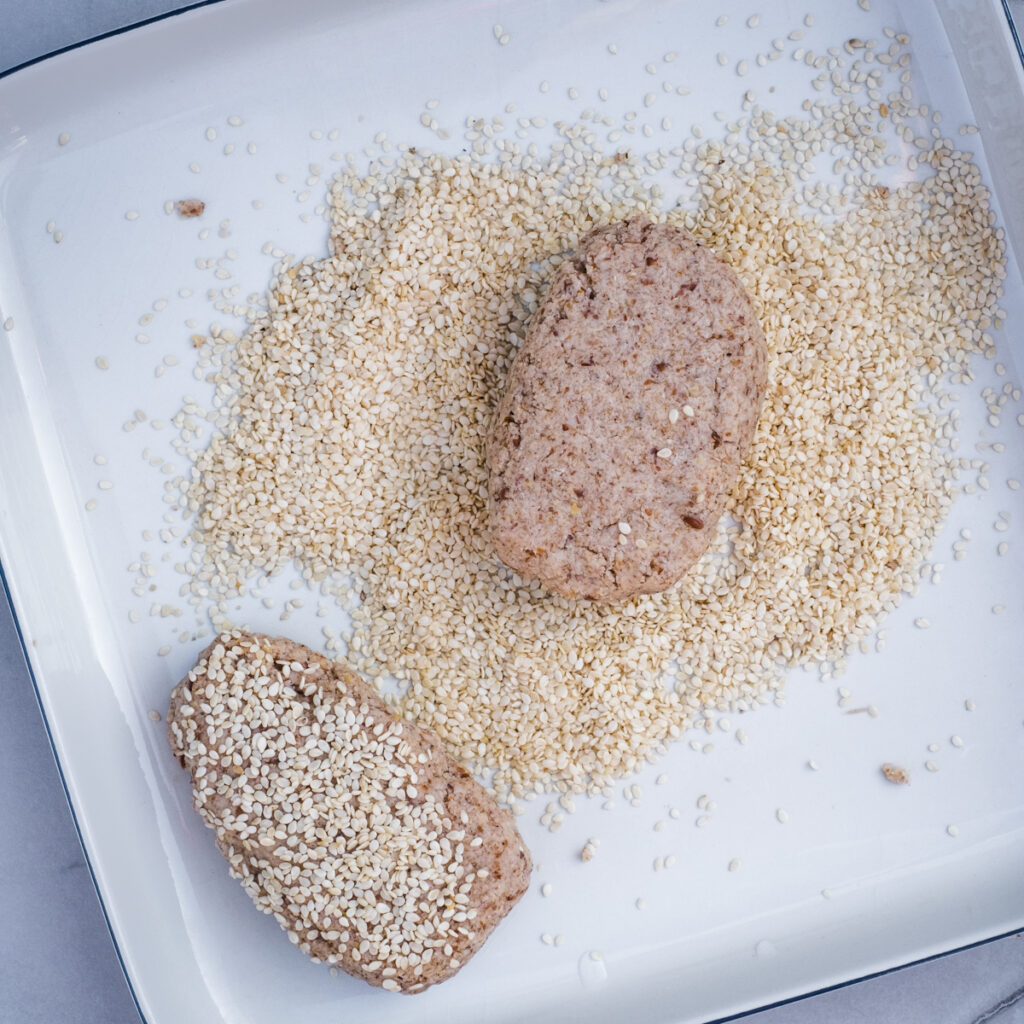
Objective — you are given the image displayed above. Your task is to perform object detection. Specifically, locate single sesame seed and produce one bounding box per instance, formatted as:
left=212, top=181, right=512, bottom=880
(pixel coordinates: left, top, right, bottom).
left=946, top=824, right=960, bottom=837
left=728, top=858, right=741, bottom=872
left=950, top=735, right=964, bottom=748
left=776, top=808, right=789, bottom=823
left=58, top=132, right=70, bottom=146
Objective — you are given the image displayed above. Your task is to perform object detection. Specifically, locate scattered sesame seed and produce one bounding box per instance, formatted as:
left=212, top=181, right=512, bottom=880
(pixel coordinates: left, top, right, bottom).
left=635, top=897, right=645, bottom=909
left=84, top=499, right=97, bottom=511
left=807, top=759, right=820, bottom=771
left=728, top=858, right=741, bottom=872
left=2, top=317, right=13, bottom=332
left=946, top=824, right=960, bottom=838
left=925, top=760, right=938, bottom=772
left=776, top=808, right=789, bottom=824
left=147, top=709, right=161, bottom=721
left=97, top=480, right=113, bottom=490
left=541, top=883, right=552, bottom=897
left=168, top=59, right=1010, bottom=802
left=914, top=618, right=931, bottom=629
left=58, top=132, right=70, bottom=146
left=951, top=735, right=964, bottom=748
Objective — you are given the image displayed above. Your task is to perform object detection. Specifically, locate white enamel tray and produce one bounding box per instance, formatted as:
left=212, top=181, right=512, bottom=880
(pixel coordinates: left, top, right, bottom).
left=1, top=1, right=1023, bottom=1021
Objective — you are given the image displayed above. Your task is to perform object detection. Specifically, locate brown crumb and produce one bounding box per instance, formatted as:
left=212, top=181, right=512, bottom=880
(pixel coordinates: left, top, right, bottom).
left=580, top=839, right=597, bottom=862
left=175, top=198, right=205, bottom=218
left=881, top=763, right=910, bottom=785
left=191, top=334, right=207, bottom=348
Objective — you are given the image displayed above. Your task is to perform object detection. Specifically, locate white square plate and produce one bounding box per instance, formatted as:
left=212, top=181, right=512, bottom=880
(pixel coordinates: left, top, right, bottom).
left=1, top=1, right=1023, bottom=1021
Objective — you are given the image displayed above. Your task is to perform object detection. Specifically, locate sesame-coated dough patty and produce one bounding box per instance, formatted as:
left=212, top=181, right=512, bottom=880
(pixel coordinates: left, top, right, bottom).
left=168, top=631, right=531, bottom=993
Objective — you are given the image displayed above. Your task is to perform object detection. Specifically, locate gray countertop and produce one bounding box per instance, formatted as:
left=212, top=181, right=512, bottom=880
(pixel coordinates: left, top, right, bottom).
left=1, top=2, right=1022, bottom=1021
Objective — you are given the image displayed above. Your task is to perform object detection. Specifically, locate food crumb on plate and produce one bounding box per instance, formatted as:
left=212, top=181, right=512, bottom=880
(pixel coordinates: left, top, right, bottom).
left=881, top=763, right=910, bottom=785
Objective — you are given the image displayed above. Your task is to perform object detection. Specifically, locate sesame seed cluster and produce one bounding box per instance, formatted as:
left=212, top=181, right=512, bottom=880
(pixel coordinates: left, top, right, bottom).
left=176, top=34, right=1006, bottom=799
left=168, top=632, right=529, bottom=991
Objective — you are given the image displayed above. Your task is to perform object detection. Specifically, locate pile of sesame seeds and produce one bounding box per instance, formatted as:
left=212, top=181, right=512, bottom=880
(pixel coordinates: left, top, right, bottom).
left=168, top=633, right=484, bottom=991
left=172, top=32, right=1007, bottom=799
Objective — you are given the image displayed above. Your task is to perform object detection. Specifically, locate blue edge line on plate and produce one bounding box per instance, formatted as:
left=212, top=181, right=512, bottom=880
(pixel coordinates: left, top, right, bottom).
left=1, top=0, right=1023, bottom=1020
left=1003, top=0, right=1024, bottom=68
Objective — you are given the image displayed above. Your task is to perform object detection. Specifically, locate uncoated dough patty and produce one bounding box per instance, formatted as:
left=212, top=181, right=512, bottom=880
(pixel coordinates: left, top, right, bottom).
left=487, top=217, right=768, bottom=601
left=168, top=632, right=531, bottom=993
